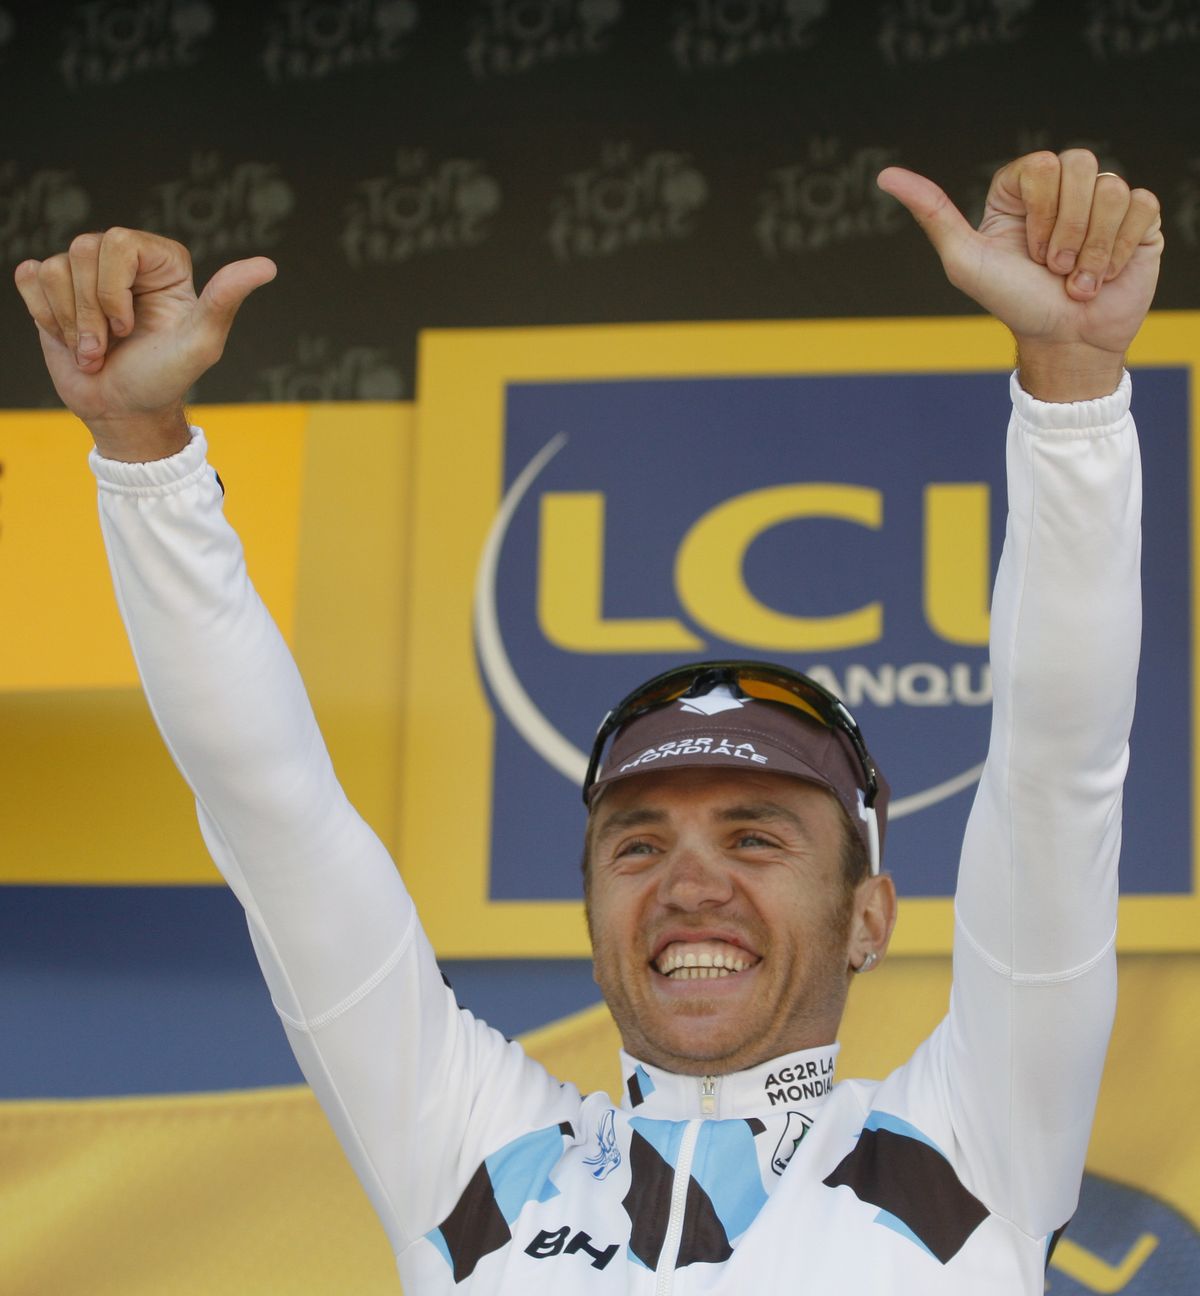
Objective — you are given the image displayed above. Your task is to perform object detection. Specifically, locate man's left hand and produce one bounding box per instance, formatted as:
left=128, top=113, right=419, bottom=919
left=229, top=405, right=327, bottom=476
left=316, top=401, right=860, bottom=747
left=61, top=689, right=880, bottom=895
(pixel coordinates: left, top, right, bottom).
left=879, top=150, right=1163, bottom=400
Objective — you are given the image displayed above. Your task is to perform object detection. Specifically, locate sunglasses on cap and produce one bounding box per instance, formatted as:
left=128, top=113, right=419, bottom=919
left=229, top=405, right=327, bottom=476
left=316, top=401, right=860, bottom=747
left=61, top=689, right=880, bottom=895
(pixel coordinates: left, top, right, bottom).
left=584, top=660, right=879, bottom=799
left=584, top=661, right=881, bottom=856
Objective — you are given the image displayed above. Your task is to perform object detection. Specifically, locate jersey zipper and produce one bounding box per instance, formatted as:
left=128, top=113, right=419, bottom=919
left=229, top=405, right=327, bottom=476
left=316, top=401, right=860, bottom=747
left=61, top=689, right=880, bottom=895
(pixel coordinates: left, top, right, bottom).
left=652, top=1077, right=719, bottom=1295
left=700, top=1074, right=719, bottom=1116
left=654, top=1118, right=700, bottom=1296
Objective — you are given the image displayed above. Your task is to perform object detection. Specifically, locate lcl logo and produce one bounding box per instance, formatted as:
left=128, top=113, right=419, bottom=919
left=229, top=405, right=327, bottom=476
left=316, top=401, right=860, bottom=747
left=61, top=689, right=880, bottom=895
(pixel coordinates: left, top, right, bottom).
left=537, top=479, right=992, bottom=653
left=476, top=433, right=993, bottom=823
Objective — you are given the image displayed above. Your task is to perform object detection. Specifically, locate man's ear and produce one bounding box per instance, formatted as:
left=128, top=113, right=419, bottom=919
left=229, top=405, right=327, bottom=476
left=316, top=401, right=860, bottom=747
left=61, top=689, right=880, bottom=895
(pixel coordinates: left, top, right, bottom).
left=847, top=873, right=898, bottom=974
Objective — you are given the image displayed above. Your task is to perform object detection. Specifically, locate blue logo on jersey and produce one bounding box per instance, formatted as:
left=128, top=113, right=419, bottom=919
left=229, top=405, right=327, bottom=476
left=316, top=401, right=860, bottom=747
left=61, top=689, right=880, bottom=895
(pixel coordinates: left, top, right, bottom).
left=583, top=1108, right=621, bottom=1180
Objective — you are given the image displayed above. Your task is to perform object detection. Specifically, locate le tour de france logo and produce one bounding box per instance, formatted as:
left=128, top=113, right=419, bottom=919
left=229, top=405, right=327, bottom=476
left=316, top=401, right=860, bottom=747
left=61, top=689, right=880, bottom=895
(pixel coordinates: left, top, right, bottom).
left=59, top=0, right=216, bottom=89
left=470, top=361, right=1193, bottom=910
left=669, top=0, right=830, bottom=69
left=465, top=0, right=622, bottom=77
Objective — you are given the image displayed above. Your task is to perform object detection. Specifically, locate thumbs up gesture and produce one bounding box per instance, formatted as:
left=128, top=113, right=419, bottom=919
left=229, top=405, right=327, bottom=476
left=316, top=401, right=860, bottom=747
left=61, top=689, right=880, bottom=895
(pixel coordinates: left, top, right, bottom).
left=14, top=229, right=276, bottom=461
left=879, top=150, right=1163, bottom=400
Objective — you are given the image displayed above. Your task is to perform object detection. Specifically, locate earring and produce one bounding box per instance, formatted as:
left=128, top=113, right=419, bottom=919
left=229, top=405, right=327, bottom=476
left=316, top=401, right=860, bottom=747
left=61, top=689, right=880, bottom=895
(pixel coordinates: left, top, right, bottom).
left=855, top=951, right=879, bottom=974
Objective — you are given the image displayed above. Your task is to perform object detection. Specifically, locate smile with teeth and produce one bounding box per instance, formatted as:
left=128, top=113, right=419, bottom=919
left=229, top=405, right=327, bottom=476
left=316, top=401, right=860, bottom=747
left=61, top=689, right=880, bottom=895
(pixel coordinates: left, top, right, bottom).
left=654, top=940, right=758, bottom=980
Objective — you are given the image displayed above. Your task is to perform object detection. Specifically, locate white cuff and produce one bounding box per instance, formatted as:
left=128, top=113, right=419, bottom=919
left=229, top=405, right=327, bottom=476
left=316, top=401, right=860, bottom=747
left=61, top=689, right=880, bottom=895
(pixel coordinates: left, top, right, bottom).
left=89, top=427, right=212, bottom=496
left=1009, top=370, right=1132, bottom=437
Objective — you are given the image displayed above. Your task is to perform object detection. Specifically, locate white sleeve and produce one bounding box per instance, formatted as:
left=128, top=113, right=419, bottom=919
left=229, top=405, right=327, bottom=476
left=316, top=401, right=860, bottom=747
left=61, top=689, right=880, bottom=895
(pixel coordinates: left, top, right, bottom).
left=933, top=372, right=1139, bottom=1236
left=91, top=431, right=579, bottom=1252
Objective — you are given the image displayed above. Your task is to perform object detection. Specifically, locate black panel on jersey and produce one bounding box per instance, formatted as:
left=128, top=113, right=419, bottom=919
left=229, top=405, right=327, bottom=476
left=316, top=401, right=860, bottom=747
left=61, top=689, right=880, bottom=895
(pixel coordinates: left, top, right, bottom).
left=627, top=1070, right=646, bottom=1108
left=823, top=1127, right=988, bottom=1264
left=622, top=1130, right=733, bottom=1270
left=623, top=1131, right=674, bottom=1268
left=435, top=1159, right=512, bottom=1282
left=676, top=1173, right=735, bottom=1268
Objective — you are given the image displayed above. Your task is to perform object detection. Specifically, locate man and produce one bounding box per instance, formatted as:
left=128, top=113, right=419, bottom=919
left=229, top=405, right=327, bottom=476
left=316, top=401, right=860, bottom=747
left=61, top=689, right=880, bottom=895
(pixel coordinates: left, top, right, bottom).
left=15, top=149, right=1161, bottom=1292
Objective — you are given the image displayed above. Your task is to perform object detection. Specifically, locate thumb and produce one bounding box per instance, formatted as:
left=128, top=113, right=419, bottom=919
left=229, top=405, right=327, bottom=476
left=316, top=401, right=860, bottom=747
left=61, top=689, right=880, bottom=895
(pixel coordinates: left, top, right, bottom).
left=194, top=256, right=278, bottom=348
left=877, top=166, right=975, bottom=263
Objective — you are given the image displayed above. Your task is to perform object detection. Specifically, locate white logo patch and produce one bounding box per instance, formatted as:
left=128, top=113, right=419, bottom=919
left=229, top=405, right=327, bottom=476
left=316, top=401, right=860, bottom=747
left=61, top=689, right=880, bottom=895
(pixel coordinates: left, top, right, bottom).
left=678, top=687, right=746, bottom=717
left=772, top=1110, right=814, bottom=1175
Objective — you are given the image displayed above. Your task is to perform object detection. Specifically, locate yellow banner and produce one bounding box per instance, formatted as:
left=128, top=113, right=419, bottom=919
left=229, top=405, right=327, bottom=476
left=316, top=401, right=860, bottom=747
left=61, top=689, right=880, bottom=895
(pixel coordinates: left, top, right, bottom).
left=0, top=403, right=411, bottom=884
left=0, top=407, right=308, bottom=692
left=1, top=957, right=1195, bottom=1294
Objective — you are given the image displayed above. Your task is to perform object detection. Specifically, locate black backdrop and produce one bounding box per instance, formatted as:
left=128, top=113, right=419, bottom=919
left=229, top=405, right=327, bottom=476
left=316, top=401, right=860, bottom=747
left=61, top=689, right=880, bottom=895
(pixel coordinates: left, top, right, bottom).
left=2, top=0, right=1198, bottom=409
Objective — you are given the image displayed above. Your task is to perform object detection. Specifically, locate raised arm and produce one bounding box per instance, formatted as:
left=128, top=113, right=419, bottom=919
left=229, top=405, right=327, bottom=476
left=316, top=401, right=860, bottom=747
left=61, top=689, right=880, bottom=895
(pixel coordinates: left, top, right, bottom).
left=14, top=233, right=575, bottom=1252
left=879, top=152, right=1161, bottom=1234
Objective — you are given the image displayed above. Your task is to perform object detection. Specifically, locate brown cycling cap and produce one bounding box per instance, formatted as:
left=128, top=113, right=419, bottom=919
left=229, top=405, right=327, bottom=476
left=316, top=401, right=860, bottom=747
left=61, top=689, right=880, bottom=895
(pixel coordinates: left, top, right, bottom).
left=589, top=683, right=890, bottom=860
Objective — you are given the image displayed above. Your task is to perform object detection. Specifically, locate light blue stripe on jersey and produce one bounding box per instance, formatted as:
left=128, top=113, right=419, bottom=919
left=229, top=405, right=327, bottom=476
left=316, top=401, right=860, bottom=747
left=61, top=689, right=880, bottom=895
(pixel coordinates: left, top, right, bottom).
left=692, top=1120, right=770, bottom=1242
left=864, top=1110, right=944, bottom=1157
left=630, top=1116, right=687, bottom=1168
left=875, top=1209, right=938, bottom=1260
left=427, top=1229, right=454, bottom=1268
left=485, top=1123, right=565, bottom=1223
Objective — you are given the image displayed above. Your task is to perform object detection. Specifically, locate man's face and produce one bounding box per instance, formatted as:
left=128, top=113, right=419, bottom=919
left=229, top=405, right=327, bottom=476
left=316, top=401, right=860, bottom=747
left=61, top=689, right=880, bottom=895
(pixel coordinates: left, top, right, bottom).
left=585, top=765, right=857, bottom=1076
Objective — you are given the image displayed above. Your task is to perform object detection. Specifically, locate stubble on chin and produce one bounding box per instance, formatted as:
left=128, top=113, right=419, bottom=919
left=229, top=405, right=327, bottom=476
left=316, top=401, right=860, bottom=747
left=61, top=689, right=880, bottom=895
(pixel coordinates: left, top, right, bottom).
left=595, top=955, right=766, bottom=1073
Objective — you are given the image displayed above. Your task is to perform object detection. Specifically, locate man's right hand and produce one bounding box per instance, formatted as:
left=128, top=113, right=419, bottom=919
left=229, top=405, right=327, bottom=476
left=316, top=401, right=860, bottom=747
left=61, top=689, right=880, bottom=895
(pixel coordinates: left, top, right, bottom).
left=13, top=230, right=275, bottom=462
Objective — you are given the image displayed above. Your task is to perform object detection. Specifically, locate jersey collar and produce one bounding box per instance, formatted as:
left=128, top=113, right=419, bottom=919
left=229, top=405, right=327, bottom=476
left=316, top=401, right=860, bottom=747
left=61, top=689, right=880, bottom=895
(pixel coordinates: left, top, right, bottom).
left=619, top=1042, right=840, bottom=1120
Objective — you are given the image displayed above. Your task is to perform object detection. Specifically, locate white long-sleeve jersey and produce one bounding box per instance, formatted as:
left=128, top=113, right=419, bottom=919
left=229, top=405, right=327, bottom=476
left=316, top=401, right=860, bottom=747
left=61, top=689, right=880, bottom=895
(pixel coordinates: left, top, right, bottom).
left=91, top=373, right=1140, bottom=1294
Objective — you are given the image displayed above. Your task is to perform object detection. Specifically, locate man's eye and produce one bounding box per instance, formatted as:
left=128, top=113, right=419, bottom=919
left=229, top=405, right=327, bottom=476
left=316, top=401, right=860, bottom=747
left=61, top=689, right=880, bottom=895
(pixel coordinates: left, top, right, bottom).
left=616, top=839, right=656, bottom=858
left=734, top=832, right=773, bottom=849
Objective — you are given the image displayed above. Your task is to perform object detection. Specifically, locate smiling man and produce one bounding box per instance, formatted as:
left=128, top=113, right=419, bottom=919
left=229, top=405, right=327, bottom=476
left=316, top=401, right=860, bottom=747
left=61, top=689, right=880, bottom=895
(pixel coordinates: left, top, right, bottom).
left=583, top=665, right=896, bottom=1081
left=15, top=148, right=1161, bottom=1292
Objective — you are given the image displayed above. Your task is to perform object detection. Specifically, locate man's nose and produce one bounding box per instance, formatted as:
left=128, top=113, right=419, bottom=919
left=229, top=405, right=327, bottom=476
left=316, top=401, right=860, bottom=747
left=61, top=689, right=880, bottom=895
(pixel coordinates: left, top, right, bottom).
left=656, top=842, right=735, bottom=910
